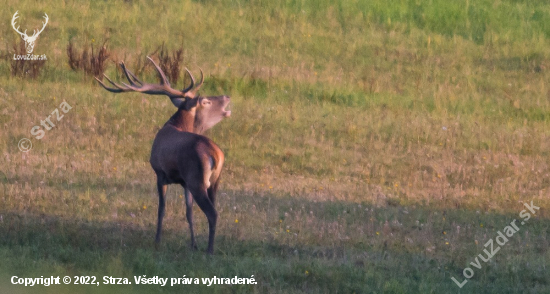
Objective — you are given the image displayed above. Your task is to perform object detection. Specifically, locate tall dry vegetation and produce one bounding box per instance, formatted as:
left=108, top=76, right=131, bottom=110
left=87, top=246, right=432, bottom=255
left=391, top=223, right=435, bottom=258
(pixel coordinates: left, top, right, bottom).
left=9, top=40, right=46, bottom=78
left=157, top=42, right=184, bottom=84
left=67, top=39, right=110, bottom=77
left=131, top=43, right=185, bottom=83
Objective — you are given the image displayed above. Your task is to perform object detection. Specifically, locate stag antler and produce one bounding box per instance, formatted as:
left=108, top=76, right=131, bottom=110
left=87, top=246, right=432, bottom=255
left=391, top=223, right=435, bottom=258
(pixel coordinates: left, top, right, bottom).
left=11, top=11, right=48, bottom=38
left=32, top=13, right=49, bottom=37
left=11, top=11, right=26, bottom=38
left=96, top=57, right=203, bottom=107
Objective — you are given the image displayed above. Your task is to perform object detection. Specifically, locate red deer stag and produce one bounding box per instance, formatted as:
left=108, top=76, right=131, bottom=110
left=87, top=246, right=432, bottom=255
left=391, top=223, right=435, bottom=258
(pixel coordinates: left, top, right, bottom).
left=96, top=57, right=231, bottom=254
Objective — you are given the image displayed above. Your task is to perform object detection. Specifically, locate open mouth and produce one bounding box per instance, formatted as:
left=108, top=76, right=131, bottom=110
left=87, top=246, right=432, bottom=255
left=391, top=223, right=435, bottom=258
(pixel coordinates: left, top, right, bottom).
left=223, top=103, right=231, bottom=117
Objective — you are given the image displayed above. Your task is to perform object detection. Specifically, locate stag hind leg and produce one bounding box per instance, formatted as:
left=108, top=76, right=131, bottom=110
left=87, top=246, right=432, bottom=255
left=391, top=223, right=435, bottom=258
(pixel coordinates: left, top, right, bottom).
left=183, top=187, right=198, bottom=250
left=207, top=178, right=219, bottom=206
left=155, top=178, right=167, bottom=246
left=188, top=185, right=218, bottom=254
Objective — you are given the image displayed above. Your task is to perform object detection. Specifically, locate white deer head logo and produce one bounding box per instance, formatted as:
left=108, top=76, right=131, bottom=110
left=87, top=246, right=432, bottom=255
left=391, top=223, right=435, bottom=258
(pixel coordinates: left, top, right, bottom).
left=11, top=11, right=49, bottom=54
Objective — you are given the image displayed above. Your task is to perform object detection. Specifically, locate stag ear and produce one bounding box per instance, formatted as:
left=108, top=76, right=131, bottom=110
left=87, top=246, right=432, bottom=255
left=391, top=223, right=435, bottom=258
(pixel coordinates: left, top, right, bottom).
left=180, top=97, right=199, bottom=111
left=170, top=98, right=185, bottom=108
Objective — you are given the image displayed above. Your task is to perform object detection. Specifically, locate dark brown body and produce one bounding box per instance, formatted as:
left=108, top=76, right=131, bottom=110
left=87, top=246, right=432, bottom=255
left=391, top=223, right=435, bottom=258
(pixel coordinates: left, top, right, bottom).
left=150, top=125, right=224, bottom=254
left=150, top=127, right=224, bottom=188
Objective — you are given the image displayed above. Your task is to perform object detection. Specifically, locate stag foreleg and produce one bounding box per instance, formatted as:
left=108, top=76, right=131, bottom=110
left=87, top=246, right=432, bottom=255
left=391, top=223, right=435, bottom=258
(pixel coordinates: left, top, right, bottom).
left=183, top=187, right=198, bottom=250
left=155, top=180, right=167, bottom=246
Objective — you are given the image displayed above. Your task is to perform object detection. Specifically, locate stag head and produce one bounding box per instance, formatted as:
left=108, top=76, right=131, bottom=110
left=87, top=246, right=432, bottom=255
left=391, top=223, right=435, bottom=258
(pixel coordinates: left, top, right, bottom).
left=96, top=57, right=231, bottom=134
left=11, top=11, right=49, bottom=54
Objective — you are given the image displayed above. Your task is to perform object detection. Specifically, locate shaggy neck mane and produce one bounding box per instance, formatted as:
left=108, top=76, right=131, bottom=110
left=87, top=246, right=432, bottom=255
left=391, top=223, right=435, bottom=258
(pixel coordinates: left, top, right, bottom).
left=165, top=108, right=196, bottom=132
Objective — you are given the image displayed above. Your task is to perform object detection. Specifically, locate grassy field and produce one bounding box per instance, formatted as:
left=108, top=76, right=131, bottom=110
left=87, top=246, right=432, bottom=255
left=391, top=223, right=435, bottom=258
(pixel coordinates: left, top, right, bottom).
left=1, top=0, right=550, bottom=293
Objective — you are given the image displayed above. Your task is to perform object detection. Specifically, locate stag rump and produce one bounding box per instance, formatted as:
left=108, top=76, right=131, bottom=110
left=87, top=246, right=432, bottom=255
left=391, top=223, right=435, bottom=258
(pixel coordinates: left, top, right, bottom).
left=96, top=57, right=230, bottom=254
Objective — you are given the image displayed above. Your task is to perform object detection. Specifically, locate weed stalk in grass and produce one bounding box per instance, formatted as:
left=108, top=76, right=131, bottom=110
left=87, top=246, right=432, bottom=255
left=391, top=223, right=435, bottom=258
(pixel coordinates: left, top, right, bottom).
left=67, top=38, right=110, bottom=77
left=9, top=40, right=46, bottom=78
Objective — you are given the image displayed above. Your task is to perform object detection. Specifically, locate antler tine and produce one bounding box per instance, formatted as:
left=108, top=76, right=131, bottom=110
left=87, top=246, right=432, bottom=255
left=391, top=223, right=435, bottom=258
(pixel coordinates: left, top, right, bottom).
left=32, top=13, right=48, bottom=37
left=183, top=68, right=204, bottom=98
left=181, top=68, right=195, bottom=93
left=94, top=77, right=111, bottom=90
left=95, top=75, right=133, bottom=93
left=120, top=61, right=142, bottom=86
left=126, top=68, right=143, bottom=86
left=95, top=77, right=123, bottom=93
left=105, top=75, right=134, bottom=91
left=195, top=68, right=204, bottom=92
left=11, top=11, right=25, bottom=37
left=147, top=56, right=170, bottom=86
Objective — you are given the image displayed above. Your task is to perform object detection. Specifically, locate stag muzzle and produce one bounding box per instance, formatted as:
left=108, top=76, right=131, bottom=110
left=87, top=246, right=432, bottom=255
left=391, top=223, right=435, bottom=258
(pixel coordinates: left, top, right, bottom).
left=223, top=96, right=231, bottom=117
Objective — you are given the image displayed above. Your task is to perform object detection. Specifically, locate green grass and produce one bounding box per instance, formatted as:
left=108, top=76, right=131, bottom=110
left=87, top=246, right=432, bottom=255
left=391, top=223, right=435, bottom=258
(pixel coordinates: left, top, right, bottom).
left=1, top=0, right=550, bottom=293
